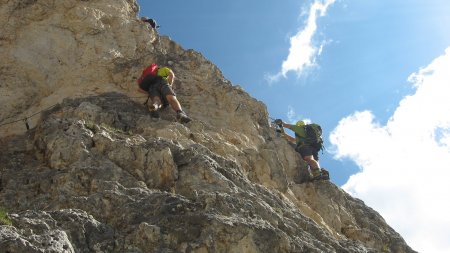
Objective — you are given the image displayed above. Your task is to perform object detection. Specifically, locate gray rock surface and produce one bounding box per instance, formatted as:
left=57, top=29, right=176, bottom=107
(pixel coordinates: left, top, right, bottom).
left=0, top=0, right=416, bottom=252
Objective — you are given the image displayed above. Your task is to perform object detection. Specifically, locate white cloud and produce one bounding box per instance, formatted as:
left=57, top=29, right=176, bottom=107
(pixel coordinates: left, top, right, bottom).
left=287, top=105, right=296, bottom=123
left=266, top=0, right=335, bottom=83
left=285, top=106, right=313, bottom=125
left=330, top=47, right=450, bottom=253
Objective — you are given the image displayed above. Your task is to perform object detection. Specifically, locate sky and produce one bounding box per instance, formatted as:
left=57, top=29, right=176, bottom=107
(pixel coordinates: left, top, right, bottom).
left=138, top=1, right=450, bottom=252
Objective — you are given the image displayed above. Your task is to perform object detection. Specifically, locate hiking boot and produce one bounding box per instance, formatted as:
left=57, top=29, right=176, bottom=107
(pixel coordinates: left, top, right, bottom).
left=311, top=174, right=323, bottom=181
left=176, top=110, right=191, bottom=123
left=148, top=104, right=160, bottom=118
left=311, top=169, right=330, bottom=181
left=311, top=168, right=322, bottom=181
left=320, top=168, right=330, bottom=180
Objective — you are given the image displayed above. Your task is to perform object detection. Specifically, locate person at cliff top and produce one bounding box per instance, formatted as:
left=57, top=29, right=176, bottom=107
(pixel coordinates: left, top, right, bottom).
left=275, top=119, right=329, bottom=181
left=141, top=17, right=159, bottom=29
left=139, top=65, right=191, bottom=123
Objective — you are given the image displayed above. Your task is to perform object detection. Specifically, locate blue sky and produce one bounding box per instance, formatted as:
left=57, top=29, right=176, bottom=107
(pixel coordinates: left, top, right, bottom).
left=138, top=1, right=450, bottom=252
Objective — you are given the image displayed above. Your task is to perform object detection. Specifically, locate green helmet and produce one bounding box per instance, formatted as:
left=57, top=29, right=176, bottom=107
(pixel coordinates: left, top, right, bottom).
left=296, top=120, right=305, bottom=126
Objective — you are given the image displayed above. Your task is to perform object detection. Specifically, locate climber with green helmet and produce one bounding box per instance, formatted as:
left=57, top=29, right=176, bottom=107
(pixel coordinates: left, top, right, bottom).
left=274, top=119, right=329, bottom=181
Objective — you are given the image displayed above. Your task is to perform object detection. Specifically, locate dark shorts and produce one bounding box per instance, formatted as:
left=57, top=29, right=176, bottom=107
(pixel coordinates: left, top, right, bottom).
left=296, top=145, right=319, bottom=161
left=140, top=75, right=176, bottom=106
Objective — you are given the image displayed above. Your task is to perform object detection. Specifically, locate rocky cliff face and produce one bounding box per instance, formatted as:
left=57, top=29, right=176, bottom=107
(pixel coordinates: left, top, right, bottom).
left=0, top=1, right=416, bottom=252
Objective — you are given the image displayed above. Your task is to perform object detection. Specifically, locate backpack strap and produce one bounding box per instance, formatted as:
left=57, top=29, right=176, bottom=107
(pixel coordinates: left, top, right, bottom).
left=294, top=132, right=305, bottom=147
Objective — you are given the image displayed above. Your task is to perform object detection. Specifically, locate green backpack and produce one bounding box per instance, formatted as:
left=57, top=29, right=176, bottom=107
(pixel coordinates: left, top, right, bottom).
left=303, top=123, right=324, bottom=152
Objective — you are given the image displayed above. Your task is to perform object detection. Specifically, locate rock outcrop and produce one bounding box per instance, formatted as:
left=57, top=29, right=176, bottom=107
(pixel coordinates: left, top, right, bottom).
left=0, top=0, right=416, bottom=252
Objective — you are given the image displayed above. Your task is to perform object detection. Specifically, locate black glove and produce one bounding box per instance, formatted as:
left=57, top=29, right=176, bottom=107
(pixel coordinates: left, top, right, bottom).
left=274, top=119, right=283, bottom=126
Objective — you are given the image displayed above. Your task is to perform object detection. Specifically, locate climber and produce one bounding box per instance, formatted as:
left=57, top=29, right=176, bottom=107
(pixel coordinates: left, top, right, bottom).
left=141, top=17, right=160, bottom=29
left=138, top=64, right=191, bottom=123
left=274, top=119, right=329, bottom=181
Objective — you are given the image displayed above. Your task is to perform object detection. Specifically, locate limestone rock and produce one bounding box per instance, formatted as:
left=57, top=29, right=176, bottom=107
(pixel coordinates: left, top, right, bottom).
left=0, top=94, right=416, bottom=252
left=0, top=209, right=114, bottom=253
left=0, top=0, right=416, bottom=252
